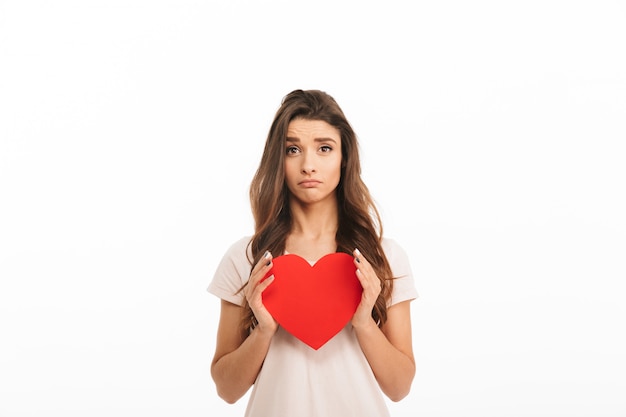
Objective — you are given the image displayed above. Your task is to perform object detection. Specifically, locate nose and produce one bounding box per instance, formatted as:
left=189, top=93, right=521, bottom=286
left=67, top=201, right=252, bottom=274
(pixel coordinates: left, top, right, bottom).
left=301, top=152, right=316, bottom=174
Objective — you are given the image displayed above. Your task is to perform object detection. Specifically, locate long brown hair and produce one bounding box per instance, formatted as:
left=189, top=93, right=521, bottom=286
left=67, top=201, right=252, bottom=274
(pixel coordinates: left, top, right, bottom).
left=241, top=89, right=393, bottom=333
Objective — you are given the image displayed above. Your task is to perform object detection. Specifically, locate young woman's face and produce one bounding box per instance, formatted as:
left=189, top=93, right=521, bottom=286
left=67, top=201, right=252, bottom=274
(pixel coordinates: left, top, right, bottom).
left=284, top=118, right=343, bottom=206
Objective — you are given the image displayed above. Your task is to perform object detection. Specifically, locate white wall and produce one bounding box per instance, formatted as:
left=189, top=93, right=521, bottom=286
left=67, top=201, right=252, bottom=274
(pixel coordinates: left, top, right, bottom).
left=1, top=1, right=624, bottom=416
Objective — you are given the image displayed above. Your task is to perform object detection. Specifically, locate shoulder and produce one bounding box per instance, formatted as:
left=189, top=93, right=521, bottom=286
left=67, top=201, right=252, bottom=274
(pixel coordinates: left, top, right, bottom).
left=207, top=236, right=253, bottom=305
left=381, top=237, right=411, bottom=268
left=381, top=237, right=419, bottom=305
left=381, top=237, right=405, bottom=254
left=224, top=235, right=253, bottom=259
left=218, top=235, right=254, bottom=272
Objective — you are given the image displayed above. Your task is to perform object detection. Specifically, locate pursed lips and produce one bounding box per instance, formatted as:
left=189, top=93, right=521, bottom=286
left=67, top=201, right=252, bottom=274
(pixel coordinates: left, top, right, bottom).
left=298, top=179, right=322, bottom=187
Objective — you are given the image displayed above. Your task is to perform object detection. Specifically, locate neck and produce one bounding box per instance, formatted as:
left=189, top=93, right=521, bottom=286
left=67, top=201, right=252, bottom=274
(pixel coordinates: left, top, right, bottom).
left=288, top=198, right=339, bottom=239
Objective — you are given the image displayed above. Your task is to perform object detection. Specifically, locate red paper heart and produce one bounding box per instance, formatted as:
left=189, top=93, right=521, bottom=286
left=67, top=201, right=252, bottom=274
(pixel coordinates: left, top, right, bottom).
left=262, top=253, right=362, bottom=350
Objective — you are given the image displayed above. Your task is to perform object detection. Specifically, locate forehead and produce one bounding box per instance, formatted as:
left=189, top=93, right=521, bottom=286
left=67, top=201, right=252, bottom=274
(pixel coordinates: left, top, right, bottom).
left=286, top=119, right=341, bottom=141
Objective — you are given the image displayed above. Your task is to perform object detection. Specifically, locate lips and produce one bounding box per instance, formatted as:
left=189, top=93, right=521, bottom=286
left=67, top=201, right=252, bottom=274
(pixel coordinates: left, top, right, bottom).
left=298, top=180, right=321, bottom=187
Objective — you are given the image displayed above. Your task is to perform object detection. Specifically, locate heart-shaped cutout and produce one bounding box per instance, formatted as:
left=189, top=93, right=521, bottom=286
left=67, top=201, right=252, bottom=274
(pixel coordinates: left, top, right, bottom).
left=262, top=252, right=362, bottom=350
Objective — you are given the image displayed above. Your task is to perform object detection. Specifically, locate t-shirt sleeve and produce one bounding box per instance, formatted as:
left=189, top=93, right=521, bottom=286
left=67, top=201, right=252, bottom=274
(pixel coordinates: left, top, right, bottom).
left=383, top=238, right=419, bottom=307
left=207, top=236, right=253, bottom=306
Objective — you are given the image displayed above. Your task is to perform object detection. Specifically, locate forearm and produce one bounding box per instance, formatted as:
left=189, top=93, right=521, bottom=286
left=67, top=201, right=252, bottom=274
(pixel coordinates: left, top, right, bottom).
left=353, top=319, right=415, bottom=402
left=211, top=327, right=274, bottom=404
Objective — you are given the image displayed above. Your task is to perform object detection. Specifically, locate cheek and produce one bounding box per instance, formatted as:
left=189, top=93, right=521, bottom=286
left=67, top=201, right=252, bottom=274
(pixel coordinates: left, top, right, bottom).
left=331, top=156, right=343, bottom=177
left=284, top=160, right=297, bottom=182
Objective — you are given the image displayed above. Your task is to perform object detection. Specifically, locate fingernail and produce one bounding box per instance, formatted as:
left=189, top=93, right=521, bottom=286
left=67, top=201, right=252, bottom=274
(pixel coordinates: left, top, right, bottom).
left=355, top=248, right=361, bottom=256
left=264, top=251, right=271, bottom=259
left=266, top=261, right=271, bottom=266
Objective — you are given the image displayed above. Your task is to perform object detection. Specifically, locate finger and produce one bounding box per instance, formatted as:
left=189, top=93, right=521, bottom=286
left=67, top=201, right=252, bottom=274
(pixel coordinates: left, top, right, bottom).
left=249, top=275, right=275, bottom=313
left=355, top=267, right=366, bottom=284
left=353, top=248, right=366, bottom=283
left=256, top=250, right=273, bottom=270
left=355, top=267, right=375, bottom=285
left=353, top=248, right=380, bottom=292
left=353, top=248, right=373, bottom=272
left=256, top=274, right=275, bottom=294
left=245, top=252, right=273, bottom=299
left=249, top=251, right=273, bottom=283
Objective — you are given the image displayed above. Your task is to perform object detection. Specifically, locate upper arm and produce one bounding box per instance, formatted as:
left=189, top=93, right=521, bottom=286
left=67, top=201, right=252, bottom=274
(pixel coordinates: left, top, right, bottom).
left=211, top=299, right=246, bottom=368
left=381, top=300, right=415, bottom=365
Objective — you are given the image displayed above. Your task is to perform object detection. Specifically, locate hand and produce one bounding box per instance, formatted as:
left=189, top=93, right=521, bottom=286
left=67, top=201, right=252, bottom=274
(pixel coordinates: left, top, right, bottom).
left=244, top=251, right=279, bottom=335
left=351, top=248, right=382, bottom=328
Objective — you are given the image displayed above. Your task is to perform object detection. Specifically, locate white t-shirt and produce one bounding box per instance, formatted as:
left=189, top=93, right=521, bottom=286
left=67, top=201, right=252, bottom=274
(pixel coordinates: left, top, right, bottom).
left=208, top=236, right=418, bottom=417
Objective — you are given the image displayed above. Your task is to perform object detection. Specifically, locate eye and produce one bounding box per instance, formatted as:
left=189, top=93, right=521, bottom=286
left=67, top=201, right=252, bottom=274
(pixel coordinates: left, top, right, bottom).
left=286, top=145, right=300, bottom=155
left=320, top=145, right=333, bottom=153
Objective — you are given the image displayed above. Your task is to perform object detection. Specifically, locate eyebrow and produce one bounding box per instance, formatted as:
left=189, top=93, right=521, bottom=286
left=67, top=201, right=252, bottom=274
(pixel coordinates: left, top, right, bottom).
left=285, top=137, right=338, bottom=144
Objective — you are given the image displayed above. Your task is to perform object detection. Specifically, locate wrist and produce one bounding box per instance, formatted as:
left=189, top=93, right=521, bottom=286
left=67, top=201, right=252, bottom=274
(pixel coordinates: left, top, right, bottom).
left=254, top=321, right=278, bottom=338
left=351, top=315, right=378, bottom=332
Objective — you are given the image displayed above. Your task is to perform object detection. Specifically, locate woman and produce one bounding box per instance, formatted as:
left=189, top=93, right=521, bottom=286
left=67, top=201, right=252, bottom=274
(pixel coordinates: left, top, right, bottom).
left=208, top=89, right=418, bottom=417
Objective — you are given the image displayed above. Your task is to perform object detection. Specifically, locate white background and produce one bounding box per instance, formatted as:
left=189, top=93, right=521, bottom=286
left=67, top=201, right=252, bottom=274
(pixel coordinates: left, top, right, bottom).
left=1, top=1, right=625, bottom=416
